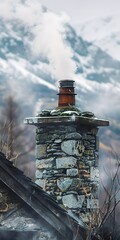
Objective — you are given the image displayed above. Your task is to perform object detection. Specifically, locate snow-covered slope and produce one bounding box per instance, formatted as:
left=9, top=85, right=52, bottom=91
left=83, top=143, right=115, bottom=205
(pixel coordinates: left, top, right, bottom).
left=77, top=15, right=120, bottom=61
left=0, top=0, right=120, bottom=156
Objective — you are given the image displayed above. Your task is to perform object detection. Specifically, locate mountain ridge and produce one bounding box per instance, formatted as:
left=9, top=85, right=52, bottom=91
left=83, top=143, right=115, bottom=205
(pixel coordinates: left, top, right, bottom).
left=0, top=0, right=120, bottom=160
left=77, top=14, right=120, bottom=61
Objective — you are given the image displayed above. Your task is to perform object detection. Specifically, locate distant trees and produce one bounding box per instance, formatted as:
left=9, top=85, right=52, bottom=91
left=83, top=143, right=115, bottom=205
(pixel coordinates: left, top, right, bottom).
left=92, top=150, right=120, bottom=240
left=0, top=96, right=35, bottom=179
left=0, top=96, right=19, bottom=160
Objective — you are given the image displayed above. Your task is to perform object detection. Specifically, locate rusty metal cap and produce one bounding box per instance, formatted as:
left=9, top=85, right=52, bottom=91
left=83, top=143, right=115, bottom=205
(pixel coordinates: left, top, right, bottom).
left=58, top=79, right=76, bottom=107
left=59, top=79, right=75, bottom=88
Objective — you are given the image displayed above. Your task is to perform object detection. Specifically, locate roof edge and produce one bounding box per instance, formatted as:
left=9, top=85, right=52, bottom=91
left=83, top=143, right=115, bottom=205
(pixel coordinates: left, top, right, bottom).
left=24, top=116, right=109, bottom=127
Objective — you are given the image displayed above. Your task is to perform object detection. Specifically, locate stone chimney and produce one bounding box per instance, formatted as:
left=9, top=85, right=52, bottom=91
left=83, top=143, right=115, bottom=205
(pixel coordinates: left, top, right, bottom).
left=24, top=79, right=109, bottom=224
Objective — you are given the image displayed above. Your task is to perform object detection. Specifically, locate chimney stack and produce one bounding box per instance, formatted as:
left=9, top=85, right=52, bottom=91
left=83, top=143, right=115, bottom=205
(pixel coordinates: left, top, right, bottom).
left=58, top=80, right=76, bottom=107
left=24, top=79, right=109, bottom=225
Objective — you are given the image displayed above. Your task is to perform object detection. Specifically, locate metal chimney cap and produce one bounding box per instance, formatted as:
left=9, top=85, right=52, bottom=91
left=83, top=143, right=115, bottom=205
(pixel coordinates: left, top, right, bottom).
left=59, top=80, right=75, bottom=88
left=58, top=79, right=76, bottom=107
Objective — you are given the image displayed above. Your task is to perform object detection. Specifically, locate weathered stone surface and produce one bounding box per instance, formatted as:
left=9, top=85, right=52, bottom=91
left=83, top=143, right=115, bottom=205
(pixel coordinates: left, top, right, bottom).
left=62, top=194, right=85, bottom=208
left=80, top=212, right=91, bottom=224
left=90, top=167, right=99, bottom=182
left=91, top=127, right=98, bottom=135
left=96, top=136, right=99, bottom=151
left=36, top=127, right=44, bottom=133
left=47, top=148, right=57, bottom=153
left=47, top=143, right=61, bottom=151
left=57, top=178, right=73, bottom=192
left=87, top=198, right=99, bottom=209
left=57, top=196, right=62, bottom=201
left=34, top=120, right=100, bottom=224
left=36, top=133, right=48, bottom=142
left=35, top=179, right=46, bottom=190
left=78, top=162, right=89, bottom=170
left=61, top=140, right=85, bottom=156
left=54, top=139, right=62, bottom=143
left=52, top=151, right=66, bottom=157
left=68, top=178, right=82, bottom=191
left=65, top=125, right=76, bottom=132
left=83, top=140, right=91, bottom=147
left=36, top=158, right=55, bottom=169
left=35, top=144, right=47, bottom=159
left=84, top=149, right=94, bottom=155
left=95, top=152, right=99, bottom=160
left=51, top=134, right=64, bottom=140
left=36, top=169, right=43, bottom=179
left=88, top=160, right=95, bottom=166
left=43, top=169, right=64, bottom=178
left=67, top=168, right=78, bottom=176
left=43, top=169, right=58, bottom=175
left=64, top=132, right=82, bottom=140
left=65, top=191, right=78, bottom=195
left=56, top=157, right=77, bottom=169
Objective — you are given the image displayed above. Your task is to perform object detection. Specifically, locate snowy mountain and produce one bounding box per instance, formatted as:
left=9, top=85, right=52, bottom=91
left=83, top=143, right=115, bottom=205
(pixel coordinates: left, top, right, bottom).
left=77, top=15, right=120, bottom=61
left=0, top=0, right=120, bottom=159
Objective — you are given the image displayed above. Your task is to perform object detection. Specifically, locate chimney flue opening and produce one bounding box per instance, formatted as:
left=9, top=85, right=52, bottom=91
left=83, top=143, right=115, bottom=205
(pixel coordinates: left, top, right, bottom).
left=58, top=80, right=76, bottom=107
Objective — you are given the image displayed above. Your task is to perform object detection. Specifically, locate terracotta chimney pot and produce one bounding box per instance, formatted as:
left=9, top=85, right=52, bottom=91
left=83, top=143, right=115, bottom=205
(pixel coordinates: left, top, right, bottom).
left=58, top=80, right=76, bottom=107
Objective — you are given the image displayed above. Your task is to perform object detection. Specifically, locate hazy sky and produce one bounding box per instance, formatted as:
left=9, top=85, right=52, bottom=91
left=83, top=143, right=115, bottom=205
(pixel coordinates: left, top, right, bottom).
left=40, top=0, right=120, bottom=26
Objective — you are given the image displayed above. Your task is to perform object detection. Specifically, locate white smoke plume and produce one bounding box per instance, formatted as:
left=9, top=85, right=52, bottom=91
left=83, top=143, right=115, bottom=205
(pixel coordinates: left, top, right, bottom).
left=0, top=0, right=76, bottom=79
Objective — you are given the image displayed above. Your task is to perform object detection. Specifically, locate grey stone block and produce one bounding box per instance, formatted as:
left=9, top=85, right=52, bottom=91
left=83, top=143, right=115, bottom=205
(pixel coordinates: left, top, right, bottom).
left=67, top=168, right=78, bottom=176
left=57, top=178, right=73, bottom=192
left=61, top=140, right=85, bottom=156
left=87, top=198, right=99, bottom=209
left=35, top=144, right=47, bottom=159
left=90, top=167, right=99, bottom=182
left=54, top=139, right=62, bottom=143
left=36, top=157, right=55, bottom=169
left=35, top=179, right=46, bottom=190
left=36, top=169, right=43, bottom=178
left=56, top=157, right=77, bottom=169
left=62, top=194, right=85, bottom=208
left=64, top=132, right=82, bottom=140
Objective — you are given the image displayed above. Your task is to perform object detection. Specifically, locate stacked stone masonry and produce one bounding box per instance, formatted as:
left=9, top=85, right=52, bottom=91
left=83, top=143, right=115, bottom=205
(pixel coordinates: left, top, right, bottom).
left=35, top=122, right=99, bottom=224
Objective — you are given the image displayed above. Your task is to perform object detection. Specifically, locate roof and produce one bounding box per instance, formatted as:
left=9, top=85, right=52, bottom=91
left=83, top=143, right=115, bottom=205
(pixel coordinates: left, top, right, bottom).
left=0, top=152, right=88, bottom=240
